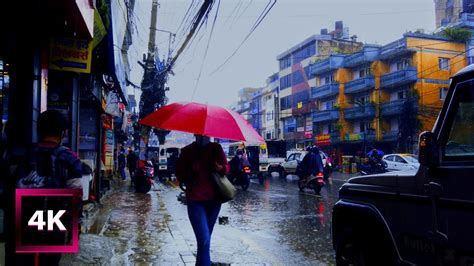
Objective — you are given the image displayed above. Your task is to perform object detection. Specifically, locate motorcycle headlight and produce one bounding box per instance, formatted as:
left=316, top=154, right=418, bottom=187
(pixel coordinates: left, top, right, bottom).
left=328, top=162, right=332, bottom=167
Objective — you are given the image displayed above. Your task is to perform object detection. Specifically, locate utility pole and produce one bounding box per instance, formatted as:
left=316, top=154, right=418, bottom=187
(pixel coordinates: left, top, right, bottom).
left=136, top=0, right=169, bottom=160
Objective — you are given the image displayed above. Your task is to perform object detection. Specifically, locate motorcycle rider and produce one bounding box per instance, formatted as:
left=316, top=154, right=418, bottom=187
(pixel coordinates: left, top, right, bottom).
left=229, top=147, right=250, bottom=184
left=299, top=145, right=324, bottom=192
left=367, top=147, right=385, bottom=173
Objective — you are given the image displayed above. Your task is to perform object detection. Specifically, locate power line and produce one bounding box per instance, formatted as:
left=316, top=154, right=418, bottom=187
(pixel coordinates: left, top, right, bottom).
left=211, top=0, right=277, bottom=74
left=191, top=0, right=221, bottom=101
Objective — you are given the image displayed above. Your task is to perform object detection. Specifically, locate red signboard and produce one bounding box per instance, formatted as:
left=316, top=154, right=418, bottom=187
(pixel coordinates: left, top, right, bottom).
left=316, top=134, right=331, bottom=146
left=304, top=131, right=313, bottom=139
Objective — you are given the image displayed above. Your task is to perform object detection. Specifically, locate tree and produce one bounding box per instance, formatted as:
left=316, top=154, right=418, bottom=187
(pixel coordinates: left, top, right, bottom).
left=440, top=28, right=473, bottom=43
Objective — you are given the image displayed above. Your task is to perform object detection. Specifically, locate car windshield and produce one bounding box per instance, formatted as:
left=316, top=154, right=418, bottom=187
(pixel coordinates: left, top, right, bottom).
left=404, top=155, right=419, bottom=164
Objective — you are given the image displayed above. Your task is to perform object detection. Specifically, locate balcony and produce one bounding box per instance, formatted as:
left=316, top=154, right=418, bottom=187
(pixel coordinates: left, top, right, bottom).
left=380, top=39, right=416, bottom=60
left=380, top=99, right=406, bottom=116
left=344, top=45, right=381, bottom=68
left=312, top=110, right=339, bottom=123
left=344, top=105, right=375, bottom=120
left=380, top=67, right=417, bottom=89
left=310, top=54, right=345, bottom=75
left=311, top=83, right=339, bottom=99
left=344, top=77, right=375, bottom=94
left=383, top=131, right=399, bottom=142
left=459, top=13, right=474, bottom=28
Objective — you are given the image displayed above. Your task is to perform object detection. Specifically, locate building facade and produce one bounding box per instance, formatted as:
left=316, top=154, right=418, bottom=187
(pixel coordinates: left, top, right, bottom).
left=310, top=32, right=466, bottom=157
left=277, top=23, right=363, bottom=150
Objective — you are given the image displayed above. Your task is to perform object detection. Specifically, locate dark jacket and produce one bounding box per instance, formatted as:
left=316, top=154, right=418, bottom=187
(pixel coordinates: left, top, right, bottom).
left=176, top=142, right=229, bottom=201
left=127, top=152, right=138, bottom=170
left=300, top=151, right=324, bottom=176
left=35, top=141, right=83, bottom=188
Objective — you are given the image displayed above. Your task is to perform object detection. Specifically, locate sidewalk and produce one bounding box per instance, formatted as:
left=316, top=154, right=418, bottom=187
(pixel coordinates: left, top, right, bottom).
left=60, top=178, right=197, bottom=265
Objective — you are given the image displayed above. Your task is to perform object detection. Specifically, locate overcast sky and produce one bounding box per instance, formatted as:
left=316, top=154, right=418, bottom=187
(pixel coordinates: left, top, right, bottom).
left=127, top=0, right=436, bottom=108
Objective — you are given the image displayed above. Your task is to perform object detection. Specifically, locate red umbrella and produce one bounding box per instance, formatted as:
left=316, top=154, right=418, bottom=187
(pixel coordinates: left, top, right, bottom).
left=139, top=102, right=265, bottom=143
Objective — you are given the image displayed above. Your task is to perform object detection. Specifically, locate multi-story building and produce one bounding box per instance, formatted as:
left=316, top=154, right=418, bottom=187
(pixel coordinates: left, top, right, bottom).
left=310, top=32, right=466, bottom=157
left=260, top=73, right=280, bottom=141
left=277, top=22, right=363, bottom=150
left=231, top=87, right=259, bottom=120
left=434, top=0, right=474, bottom=63
left=434, top=0, right=473, bottom=28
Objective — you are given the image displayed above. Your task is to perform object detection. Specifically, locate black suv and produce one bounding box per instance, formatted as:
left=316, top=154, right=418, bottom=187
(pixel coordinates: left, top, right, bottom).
left=332, top=65, right=474, bottom=265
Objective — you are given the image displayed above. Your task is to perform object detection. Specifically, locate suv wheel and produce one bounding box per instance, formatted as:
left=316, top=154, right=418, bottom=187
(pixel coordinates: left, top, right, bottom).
left=336, top=234, right=366, bottom=266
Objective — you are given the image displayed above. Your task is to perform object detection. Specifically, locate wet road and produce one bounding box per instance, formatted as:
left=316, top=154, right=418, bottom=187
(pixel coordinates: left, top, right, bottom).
left=61, top=172, right=353, bottom=265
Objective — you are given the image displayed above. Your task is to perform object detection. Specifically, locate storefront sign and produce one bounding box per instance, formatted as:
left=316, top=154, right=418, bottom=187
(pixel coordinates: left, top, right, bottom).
left=316, top=134, right=331, bottom=146
left=102, top=114, right=113, bottom=129
left=304, top=131, right=313, bottom=139
left=50, top=37, right=92, bottom=73
left=297, top=127, right=305, bottom=132
left=345, top=133, right=363, bottom=141
left=297, top=102, right=303, bottom=109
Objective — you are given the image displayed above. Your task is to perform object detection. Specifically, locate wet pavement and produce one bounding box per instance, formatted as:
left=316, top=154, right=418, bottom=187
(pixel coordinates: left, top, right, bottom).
left=60, top=171, right=356, bottom=265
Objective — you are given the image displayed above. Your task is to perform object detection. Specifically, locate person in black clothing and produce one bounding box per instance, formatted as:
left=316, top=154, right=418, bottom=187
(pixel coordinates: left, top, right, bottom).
left=127, top=148, right=138, bottom=183
left=15, top=109, right=83, bottom=266
left=118, top=147, right=127, bottom=180
left=299, top=146, right=324, bottom=190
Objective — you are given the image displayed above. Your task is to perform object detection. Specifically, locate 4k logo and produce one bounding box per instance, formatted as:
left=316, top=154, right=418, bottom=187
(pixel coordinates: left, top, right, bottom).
left=16, top=189, right=81, bottom=253
left=28, top=210, right=67, bottom=231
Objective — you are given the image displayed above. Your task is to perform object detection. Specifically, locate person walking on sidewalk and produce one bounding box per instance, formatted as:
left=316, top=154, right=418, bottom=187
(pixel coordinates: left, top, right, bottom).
left=176, top=135, right=229, bottom=266
left=118, top=147, right=127, bottom=180
left=127, top=147, right=138, bottom=183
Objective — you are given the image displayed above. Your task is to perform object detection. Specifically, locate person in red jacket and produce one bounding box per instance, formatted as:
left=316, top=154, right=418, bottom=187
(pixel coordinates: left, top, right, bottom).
left=176, top=134, right=229, bottom=266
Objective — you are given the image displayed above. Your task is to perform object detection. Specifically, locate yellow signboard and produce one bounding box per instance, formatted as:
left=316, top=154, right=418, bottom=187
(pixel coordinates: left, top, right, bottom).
left=50, top=37, right=93, bottom=73
left=297, top=102, right=303, bottom=109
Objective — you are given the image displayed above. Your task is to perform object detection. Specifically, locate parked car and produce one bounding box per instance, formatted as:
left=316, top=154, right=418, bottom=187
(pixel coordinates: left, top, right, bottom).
left=331, top=64, right=474, bottom=265
left=382, top=153, right=420, bottom=171
left=280, top=150, right=329, bottom=177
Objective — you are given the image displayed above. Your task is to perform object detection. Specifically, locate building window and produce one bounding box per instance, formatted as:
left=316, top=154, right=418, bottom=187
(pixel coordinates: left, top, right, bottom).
left=321, top=100, right=335, bottom=110
left=396, top=59, right=411, bottom=70
left=359, top=67, right=372, bottom=78
left=292, top=71, right=304, bottom=85
left=279, top=56, right=292, bottom=70
left=280, top=74, right=292, bottom=90
left=440, top=87, right=449, bottom=100
left=266, top=111, right=273, bottom=121
left=439, top=57, right=450, bottom=70
left=324, top=74, right=335, bottom=84
left=280, top=96, right=292, bottom=110
left=354, top=95, right=371, bottom=106
left=397, top=90, right=407, bottom=100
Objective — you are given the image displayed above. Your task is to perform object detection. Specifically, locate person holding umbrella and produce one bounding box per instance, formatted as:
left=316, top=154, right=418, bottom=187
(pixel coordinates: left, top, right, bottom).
left=176, top=134, right=229, bottom=266
left=139, top=101, right=264, bottom=265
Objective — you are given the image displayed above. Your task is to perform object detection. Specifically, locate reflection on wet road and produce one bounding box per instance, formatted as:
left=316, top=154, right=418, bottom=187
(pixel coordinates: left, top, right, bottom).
left=222, top=174, right=344, bottom=264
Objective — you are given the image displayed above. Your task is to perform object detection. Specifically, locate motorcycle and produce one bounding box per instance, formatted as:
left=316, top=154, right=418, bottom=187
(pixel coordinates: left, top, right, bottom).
left=297, top=165, right=325, bottom=194
left=359, top=159, right=388, bottom=175
left=323, top=161, right=333, bottom=180
left=135, top=160, right=155, bottom=193
left=229, top=166, right=251, bottom=191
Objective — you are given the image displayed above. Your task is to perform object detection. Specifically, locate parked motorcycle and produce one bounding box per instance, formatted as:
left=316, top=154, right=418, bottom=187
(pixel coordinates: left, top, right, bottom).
left=359, top=159, right=388, bottom=175
left=135, top=160, right=154, bottom=193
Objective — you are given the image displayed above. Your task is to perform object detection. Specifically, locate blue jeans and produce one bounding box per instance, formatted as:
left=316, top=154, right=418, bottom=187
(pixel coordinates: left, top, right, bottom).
left=120, top=167, right=126, bottom=180
left=187, top=200, right=222, bottom=266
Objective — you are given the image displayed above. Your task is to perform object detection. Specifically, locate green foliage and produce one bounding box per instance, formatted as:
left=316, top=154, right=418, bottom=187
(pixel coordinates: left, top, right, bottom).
left=440, top=28, right=473, bottom=43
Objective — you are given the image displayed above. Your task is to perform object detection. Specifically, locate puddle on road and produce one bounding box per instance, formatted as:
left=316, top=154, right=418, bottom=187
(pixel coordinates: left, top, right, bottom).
left=83, top=189, right=171, bottom=264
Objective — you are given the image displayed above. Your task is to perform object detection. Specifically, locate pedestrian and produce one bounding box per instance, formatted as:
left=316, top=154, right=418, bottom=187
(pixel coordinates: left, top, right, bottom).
left=118, top=147, right=127, bottom=180
left=127, top=147, right=138, bottom=183
left=176, top=134, right=229, bottom=266
left=15, top=109, right=82, bottom=265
